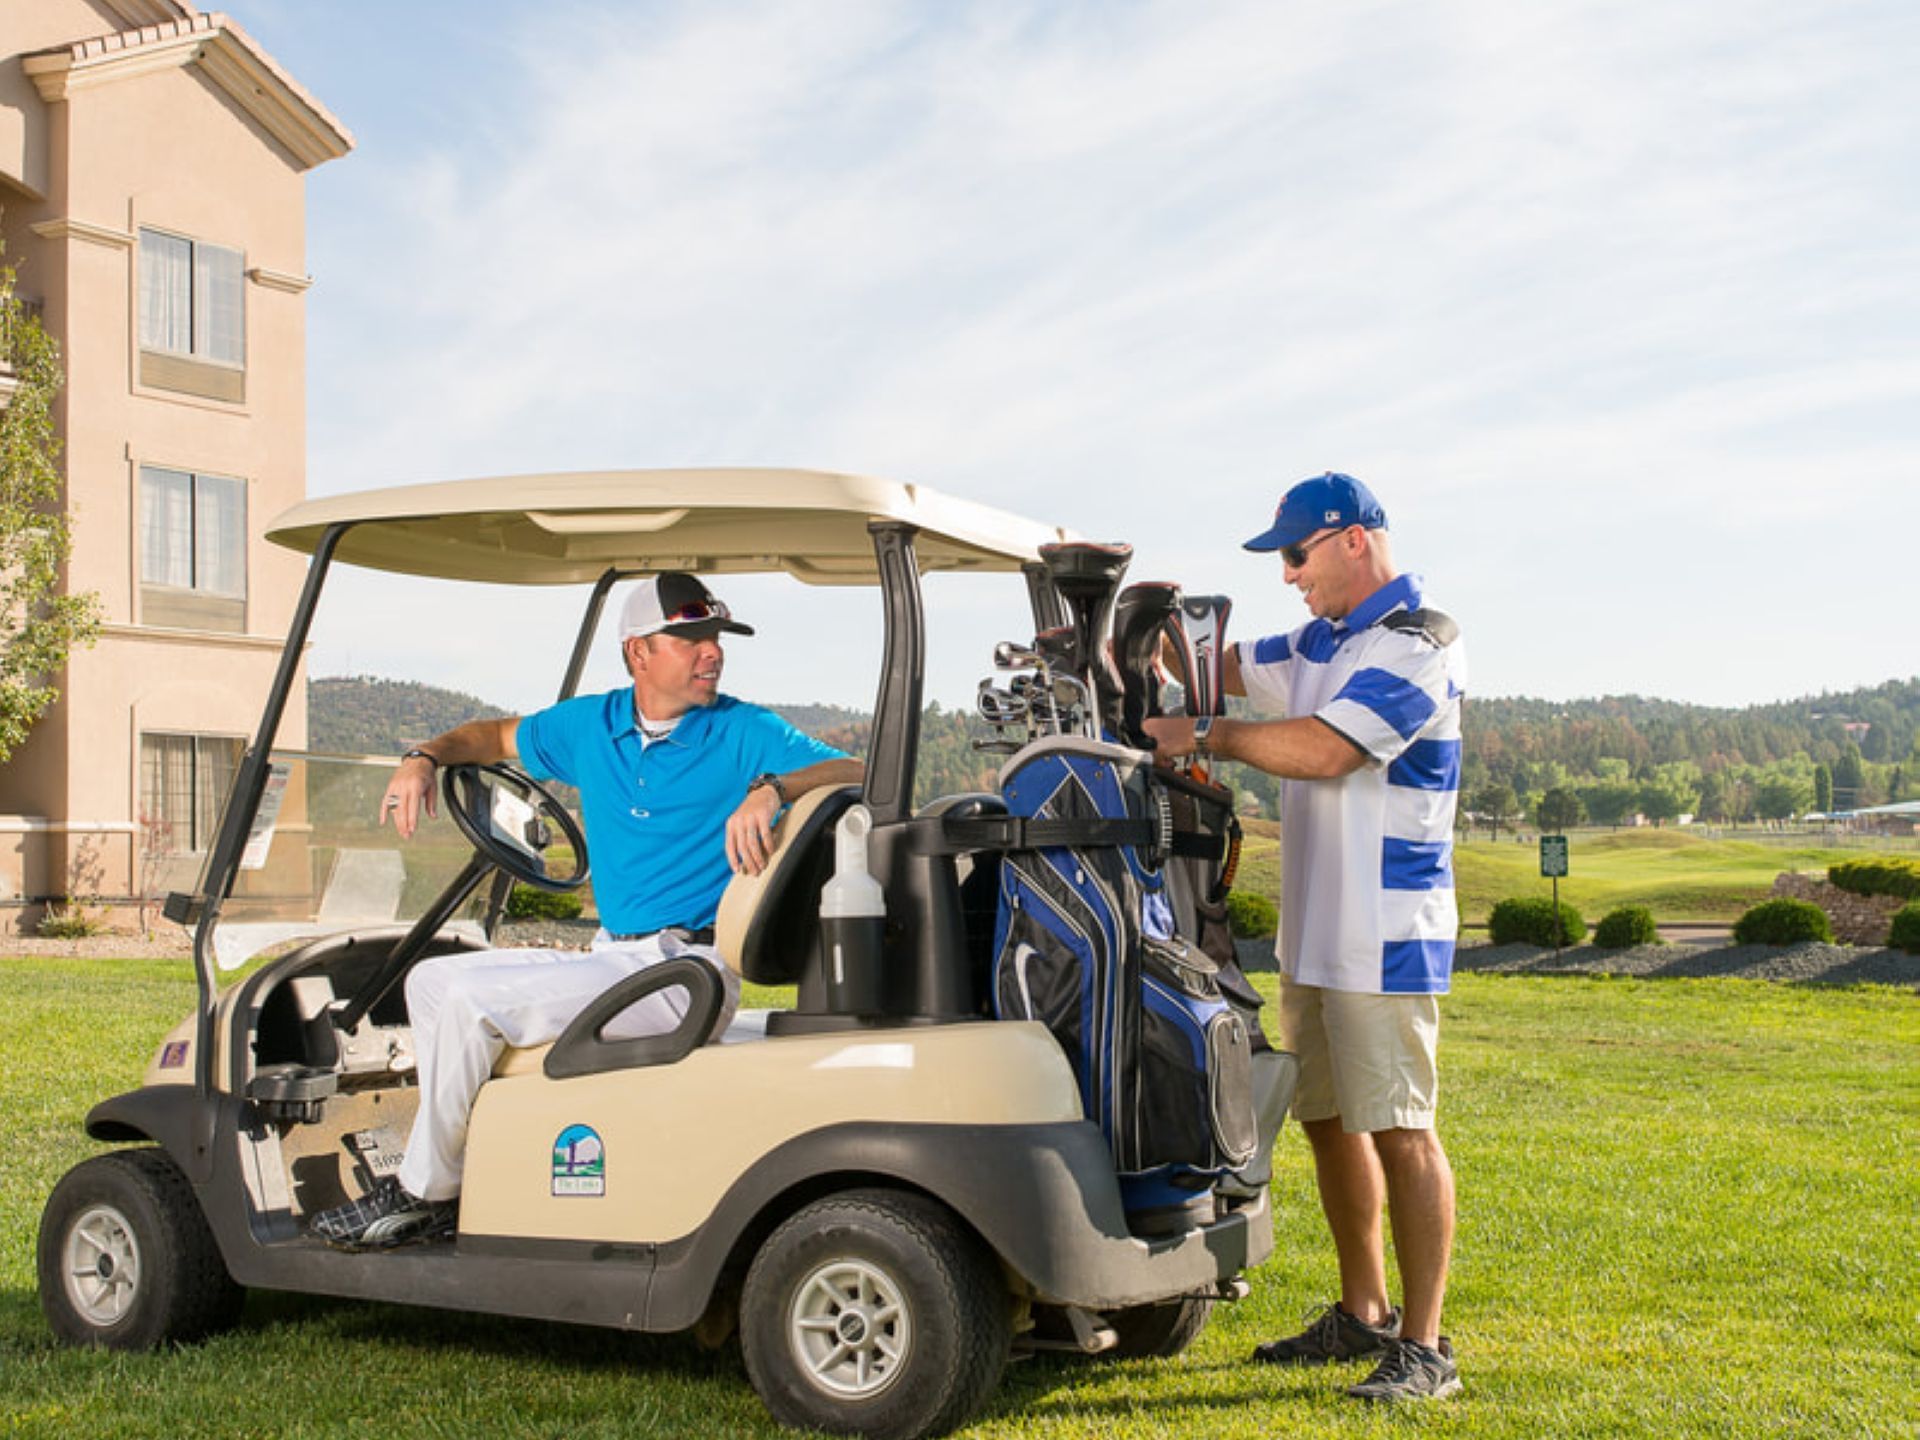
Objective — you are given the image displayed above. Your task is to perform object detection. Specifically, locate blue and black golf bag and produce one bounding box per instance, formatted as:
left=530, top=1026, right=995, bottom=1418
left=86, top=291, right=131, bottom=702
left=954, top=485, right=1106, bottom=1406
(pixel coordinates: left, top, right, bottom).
left=989, top=736, right=1258, bottom=1214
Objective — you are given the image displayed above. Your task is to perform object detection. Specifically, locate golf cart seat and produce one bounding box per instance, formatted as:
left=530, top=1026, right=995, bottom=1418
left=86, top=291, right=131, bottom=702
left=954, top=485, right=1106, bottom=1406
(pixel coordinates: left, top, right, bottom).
left=715, top=783, right=862, bottom=984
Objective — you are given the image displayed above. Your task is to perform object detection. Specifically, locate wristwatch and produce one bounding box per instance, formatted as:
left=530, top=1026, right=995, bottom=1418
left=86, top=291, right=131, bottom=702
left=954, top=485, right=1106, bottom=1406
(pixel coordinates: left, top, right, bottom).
left=401, top=748, right=439, bottom=769
left=747, top=772, right=789, bottom=806
left=1192, top=716, right=1215, bottom=759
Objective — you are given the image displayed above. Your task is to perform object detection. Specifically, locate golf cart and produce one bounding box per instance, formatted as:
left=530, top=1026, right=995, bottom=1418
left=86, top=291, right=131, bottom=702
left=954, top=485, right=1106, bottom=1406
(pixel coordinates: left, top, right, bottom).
left=38, top=469, right=1281, bottom=1440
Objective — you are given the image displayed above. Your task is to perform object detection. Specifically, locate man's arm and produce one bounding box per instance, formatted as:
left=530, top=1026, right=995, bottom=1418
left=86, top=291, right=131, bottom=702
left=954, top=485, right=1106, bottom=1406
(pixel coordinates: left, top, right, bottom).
left=1139, top=713, right=1367, bottom=781
left=379, top=717, right=522, bottom=838
left=726, top=757, right=867, bottom=876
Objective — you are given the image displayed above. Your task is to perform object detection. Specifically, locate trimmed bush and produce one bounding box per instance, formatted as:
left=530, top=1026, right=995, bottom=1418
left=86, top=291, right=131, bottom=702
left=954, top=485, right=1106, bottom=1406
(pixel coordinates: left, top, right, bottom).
left=1593, top=904, right=1660, bottom=949
left=1732, top=898, right=1833, bottom=947
left=1226, top=889, right=1278, bottom=939
left=1827, top=857, right=1920, bottom=901
left=1888, top=903, right=1920, bottom=956
left=504, top=885, right=585, bottom=922
left=1488, top=896, right=1587, bottom=947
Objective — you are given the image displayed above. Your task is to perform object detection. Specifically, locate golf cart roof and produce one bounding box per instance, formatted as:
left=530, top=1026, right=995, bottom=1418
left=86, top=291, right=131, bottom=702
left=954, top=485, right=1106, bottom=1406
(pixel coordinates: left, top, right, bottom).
left=266, top=468, right=1074, bottom=585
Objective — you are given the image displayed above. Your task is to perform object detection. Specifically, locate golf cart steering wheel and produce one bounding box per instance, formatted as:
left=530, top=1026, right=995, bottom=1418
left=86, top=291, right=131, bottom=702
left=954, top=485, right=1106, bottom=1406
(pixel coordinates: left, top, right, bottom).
left=441, top=763, right=589, bottom=891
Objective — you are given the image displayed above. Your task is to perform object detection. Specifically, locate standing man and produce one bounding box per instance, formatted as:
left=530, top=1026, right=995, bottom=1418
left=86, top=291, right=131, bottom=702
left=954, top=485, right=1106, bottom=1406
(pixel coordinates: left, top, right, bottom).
left=1143, top=473, right=1467, bottom=1403
left=310, top=573, right=865, bottom=1247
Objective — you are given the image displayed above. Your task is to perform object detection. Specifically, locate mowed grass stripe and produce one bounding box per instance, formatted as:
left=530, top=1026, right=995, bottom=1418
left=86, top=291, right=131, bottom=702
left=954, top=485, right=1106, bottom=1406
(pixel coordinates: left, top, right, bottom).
left=2, top=959, right=1915, bottom=1439
left=1233, top=828, right=1895, bottom=923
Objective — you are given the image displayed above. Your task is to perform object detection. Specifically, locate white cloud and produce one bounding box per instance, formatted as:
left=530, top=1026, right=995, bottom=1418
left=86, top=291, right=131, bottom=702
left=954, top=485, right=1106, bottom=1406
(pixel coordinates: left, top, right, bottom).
left=288, top=0, right=1920, bottom=711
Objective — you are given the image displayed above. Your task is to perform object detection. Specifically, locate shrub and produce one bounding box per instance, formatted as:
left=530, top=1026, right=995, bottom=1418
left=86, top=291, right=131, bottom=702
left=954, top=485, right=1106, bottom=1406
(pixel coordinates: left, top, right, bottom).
left=36, top=901, right=106, bottom=939
left=1488, top=896, right=1587, bottom=947
left=504, top=885, right=584, bottom=922
left=1593, top=904, right=1660, bottom=949
left=1888, top=903, right=1920, bottom=956
left=1732, top=898, right=1833, bottom=947
left=1225, top=889, right=1278, bottom=939
left=1827, top=857, right=1920, bottom=901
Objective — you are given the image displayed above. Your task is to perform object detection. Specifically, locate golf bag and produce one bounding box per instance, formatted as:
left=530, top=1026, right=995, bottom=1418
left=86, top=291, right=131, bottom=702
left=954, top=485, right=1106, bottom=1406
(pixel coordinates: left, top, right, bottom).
left=989, top=736, right=1257, bottom=1210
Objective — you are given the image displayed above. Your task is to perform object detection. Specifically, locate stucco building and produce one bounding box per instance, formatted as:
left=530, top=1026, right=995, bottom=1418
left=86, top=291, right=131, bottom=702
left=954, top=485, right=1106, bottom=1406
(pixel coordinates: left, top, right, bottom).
left=0, top=1, right=350, bottom=929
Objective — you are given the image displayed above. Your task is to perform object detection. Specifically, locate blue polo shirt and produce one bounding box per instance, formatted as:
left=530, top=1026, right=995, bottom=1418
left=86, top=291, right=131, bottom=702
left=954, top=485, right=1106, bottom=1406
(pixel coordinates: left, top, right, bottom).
left=515, top=690, right=846, bottom=935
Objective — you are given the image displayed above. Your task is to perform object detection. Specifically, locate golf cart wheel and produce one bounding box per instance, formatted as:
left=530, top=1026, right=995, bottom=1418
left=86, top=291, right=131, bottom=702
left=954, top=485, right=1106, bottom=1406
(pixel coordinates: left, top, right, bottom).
left=38, top=1149, right=244, bottom=1350
left=740, top=1188, right=1009, bottom=1440
left=1105, top=1295, right=1214, bottom=1358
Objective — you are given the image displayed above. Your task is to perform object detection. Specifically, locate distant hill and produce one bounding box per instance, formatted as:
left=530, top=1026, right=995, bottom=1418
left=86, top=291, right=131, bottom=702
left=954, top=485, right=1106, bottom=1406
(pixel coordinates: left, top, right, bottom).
left=309, top=674, right=1920, bottom=822
left=307, top=676, right=509, bottom=755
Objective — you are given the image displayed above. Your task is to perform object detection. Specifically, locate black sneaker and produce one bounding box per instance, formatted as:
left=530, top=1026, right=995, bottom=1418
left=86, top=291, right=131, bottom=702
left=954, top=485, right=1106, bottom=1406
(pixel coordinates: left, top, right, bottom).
left=1251, top=1302, right=1400, bottom=1365
left=310, top=1175, right=456, bottom=1249
left=1347, top=1337, right=1462, bottom=1402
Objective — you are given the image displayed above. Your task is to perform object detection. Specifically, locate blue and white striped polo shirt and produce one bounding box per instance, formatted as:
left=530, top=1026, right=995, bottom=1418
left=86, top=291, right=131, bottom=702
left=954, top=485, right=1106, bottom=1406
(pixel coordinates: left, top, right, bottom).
left=1235, top=574, right=1467, bottom=995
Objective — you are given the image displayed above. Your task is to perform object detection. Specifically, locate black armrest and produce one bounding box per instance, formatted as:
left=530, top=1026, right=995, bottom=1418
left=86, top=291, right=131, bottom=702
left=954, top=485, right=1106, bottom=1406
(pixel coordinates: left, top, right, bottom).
left=542, top=958, right=724, bottom=1080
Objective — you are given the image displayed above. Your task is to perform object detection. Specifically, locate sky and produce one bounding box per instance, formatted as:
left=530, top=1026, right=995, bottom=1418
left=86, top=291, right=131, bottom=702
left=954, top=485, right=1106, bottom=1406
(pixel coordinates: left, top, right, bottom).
left=235, top=0, right=1919, bottom=716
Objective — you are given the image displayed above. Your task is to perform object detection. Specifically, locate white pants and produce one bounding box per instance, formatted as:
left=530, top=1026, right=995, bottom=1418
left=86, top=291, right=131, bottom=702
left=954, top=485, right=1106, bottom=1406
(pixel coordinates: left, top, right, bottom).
left=396, top=930, right=740, bottom=1201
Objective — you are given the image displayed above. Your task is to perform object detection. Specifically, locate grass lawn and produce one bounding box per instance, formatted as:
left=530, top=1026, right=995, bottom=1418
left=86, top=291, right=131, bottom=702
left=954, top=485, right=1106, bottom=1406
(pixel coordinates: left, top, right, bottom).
left=3, top=957, right=1916, bottom=1439
left=1234, top=828, right=1887, bottom=925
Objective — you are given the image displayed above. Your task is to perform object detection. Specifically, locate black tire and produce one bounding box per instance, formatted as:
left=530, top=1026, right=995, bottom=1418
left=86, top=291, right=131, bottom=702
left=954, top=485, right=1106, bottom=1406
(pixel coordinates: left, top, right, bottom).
left=38, top=1148, right=245, bottom=1350
left=1105, top=1295, right=1213, bottom=1358
left=740, top=1188, right=1009, bottom=1440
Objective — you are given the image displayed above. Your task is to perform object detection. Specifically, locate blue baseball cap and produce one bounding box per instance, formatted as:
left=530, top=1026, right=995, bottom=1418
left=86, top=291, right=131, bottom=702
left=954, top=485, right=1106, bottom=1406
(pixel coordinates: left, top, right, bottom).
left=1243, top=472, right=1388, bottom=553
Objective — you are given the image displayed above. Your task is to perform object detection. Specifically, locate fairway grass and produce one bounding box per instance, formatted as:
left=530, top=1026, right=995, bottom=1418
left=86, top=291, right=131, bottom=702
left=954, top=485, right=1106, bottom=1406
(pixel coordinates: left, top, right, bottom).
left=1235, top=828, right=1886, bottom=925
left=2, top=957, right=1915, bottom=1439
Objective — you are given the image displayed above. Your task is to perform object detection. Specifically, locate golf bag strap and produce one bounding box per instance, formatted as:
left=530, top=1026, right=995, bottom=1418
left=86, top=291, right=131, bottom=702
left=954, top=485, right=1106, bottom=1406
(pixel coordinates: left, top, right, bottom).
left=940, top=812, right=1227, bottom=861
left=941, top=814, right=1154, bottom=851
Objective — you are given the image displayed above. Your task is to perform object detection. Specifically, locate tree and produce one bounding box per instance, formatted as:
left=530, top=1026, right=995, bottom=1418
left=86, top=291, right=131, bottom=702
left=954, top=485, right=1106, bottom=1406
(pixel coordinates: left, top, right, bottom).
left=1535, top=786, right=1583, bottom=832
left=1813, top=764, right=1832, bottom=814
left=1754, top=773, right=1812, bottom=823
left=1, top=249, right=100, bottom=762
left=1471, top=783, right=1520, bottom=841
left=1831, top=743, right=1866, bottom=809
left=1581, top=779, right=1641, bottom=829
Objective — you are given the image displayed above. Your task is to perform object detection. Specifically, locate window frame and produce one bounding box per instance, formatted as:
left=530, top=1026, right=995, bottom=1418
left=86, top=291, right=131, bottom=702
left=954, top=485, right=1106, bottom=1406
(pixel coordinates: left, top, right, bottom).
left=138, top=465, right=249, bottom=631
left=139, top=731, right=245, bottom=856
left=137, top=226, right=247, bottom=370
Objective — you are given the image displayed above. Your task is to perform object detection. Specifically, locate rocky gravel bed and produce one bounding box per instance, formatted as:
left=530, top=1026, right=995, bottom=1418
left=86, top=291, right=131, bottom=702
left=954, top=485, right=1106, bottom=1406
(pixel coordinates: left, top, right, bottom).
left=1454, top=939, right=1920, bottom=990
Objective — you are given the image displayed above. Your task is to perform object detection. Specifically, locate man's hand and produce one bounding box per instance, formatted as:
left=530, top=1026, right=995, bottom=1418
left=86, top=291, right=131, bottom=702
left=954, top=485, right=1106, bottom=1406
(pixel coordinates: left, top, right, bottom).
left=1140, top=715, right=1195, bottom=767
left=726, top=783, right=784, bottom=875
left=379, top=755, right=438, bottom=839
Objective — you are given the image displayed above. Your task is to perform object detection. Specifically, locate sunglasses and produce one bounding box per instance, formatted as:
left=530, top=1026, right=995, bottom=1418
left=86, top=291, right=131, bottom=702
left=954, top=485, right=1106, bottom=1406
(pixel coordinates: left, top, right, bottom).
left=1280, top=527, right=1349, bottom=568
left=665, top=598, right=731, bottom=624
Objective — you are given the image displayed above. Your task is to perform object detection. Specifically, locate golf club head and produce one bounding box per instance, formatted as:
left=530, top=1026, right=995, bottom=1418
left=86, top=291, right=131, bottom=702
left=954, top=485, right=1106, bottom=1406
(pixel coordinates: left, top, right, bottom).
left=1167, top=593, right=1233, bottom=717
left=1113, top=581, right=1183, bottom=749
left=1039, top=542, right=1132, bottom=737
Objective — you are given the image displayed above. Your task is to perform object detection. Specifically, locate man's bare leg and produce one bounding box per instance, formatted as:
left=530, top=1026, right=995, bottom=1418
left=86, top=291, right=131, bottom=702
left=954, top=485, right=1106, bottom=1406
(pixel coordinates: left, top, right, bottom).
left=1370, top=1126, right=1454, bottom=1346
left=1301, top=1116, right=1393, bottom=1326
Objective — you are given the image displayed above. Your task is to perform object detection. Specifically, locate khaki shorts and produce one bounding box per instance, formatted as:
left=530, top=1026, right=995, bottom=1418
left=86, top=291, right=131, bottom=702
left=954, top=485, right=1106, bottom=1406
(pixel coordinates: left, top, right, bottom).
left=1278, top=975, right=1440, bottom=1133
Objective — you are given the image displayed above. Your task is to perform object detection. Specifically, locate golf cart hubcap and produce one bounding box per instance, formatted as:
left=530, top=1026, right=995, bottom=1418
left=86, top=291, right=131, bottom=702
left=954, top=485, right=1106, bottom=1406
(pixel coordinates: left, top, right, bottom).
left=789, top=1258, right=910, bottom=1398
left=64, top=1204, right=142, bottom=1325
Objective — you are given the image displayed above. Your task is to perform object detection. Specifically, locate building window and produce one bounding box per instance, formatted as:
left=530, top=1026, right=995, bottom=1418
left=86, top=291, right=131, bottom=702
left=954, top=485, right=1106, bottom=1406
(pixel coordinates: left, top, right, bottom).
left=140, top=466, right=247, bottom=631
left=140, top=733, right=243, bottom=854
left=138, top=228, right=245, bottom=401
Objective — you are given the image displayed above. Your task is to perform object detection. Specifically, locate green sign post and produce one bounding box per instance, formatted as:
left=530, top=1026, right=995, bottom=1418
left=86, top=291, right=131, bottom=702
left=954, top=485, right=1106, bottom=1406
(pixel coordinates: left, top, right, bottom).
left=1540, top=835, right=1570, bottom=955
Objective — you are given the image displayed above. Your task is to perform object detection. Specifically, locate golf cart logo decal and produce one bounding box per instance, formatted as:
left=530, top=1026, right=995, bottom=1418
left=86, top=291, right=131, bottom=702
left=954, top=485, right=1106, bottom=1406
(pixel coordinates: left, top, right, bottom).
left=552, top=1124, right=605, bottom=1196
left=159, top=1041, right=188, bottom=1069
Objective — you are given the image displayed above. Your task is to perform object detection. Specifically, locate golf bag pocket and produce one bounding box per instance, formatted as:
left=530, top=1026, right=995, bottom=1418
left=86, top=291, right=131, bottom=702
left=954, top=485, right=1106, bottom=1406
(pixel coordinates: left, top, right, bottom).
left=1138, top=937, right=1257, bottom=1173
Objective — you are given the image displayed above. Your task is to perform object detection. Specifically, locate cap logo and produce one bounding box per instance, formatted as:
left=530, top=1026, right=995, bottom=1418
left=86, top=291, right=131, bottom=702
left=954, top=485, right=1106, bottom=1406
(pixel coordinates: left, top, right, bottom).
left=1324, top=509, right=1341, bottom=523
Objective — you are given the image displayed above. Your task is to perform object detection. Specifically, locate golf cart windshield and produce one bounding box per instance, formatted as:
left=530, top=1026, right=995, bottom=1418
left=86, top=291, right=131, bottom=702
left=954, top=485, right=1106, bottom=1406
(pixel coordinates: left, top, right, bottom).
left=197, top=750, right=495, bottom=972
left=189, top=468, right=1070, bottom=977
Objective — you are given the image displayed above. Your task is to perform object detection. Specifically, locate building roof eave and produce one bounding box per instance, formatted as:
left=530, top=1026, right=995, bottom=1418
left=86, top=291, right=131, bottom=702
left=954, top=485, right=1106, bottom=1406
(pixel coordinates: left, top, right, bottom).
left=22, top=10, right=353, bottom=171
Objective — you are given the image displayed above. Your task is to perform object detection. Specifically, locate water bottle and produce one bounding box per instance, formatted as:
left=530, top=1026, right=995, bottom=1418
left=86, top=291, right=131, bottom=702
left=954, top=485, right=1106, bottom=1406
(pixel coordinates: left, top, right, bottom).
left=818, top=804, right=886, bottom=1014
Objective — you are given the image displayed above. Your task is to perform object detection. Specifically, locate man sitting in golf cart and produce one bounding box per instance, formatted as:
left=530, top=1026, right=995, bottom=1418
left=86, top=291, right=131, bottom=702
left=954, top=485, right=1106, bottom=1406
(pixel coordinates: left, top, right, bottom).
left=309, top=573, right=864, bottom=1247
